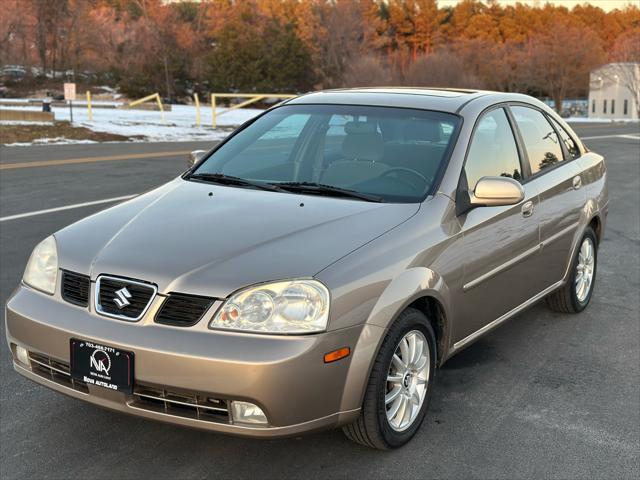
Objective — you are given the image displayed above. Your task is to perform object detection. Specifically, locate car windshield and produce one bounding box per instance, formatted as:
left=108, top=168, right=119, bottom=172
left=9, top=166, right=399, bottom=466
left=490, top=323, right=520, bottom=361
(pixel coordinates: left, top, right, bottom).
left=190, top=104, right=461, bottom=203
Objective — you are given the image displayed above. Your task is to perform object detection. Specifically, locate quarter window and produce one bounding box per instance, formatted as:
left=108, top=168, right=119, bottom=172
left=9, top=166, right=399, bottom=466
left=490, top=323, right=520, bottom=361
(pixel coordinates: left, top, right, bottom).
left=548, top=117, right=580, bottom=160
left=511, top=106, right=564, bottom=176
left=464, top=108, right=521, bottom=190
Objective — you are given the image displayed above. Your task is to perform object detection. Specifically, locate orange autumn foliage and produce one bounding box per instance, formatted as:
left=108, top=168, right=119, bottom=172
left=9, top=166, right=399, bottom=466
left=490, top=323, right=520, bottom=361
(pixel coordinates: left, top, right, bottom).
left=0, top=0, right=638, bottom=110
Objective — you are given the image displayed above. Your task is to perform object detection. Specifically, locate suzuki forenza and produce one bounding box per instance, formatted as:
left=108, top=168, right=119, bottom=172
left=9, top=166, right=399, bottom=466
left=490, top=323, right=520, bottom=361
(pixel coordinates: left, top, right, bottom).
left=6, top=88, right=607, bottom=449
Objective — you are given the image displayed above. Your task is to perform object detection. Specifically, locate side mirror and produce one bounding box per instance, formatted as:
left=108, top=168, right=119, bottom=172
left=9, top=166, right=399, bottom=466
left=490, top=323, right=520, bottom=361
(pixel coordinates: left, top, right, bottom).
left=470, top=176, right=524, bottom=207
left=187, top=150, right=207, bottom=168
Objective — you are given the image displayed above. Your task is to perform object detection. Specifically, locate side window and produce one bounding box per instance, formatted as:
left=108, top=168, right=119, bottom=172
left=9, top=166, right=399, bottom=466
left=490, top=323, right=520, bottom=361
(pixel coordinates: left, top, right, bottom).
left=260, top=113, right=310, bottom=140
left=511, top=106, right=564, bottom=175
left=221, top=114, right=310, bottom=177
left=465, top=108, right=522, bottom=190
left=548, top=116, right=580, bottom=160
left=440, top=122, right=455, bottom=140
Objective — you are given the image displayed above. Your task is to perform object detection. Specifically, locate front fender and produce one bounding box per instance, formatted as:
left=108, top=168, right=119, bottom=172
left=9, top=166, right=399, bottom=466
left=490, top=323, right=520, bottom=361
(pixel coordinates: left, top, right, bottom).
left=338, top=267, right=452, bottom=413
left=365, top=267, right=451, bottom=330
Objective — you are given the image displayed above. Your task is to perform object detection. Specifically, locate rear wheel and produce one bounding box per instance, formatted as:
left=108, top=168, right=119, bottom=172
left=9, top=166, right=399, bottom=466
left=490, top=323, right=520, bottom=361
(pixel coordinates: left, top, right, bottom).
left=342, top=308, right=436, bottom=449
left=546, top=226, right=598, bottom=313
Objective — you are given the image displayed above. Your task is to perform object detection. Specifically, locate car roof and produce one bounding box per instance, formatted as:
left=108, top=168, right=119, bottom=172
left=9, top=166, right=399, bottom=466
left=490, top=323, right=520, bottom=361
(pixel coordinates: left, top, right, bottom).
left=286, top=87, right=533, bottom=114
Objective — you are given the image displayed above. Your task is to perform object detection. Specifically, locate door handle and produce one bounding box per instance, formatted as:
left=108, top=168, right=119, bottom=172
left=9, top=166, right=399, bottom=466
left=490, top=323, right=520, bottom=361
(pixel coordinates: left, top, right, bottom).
left=573, top=176, right=582, bottom=190
left=521, top=200, right=534, bottom=218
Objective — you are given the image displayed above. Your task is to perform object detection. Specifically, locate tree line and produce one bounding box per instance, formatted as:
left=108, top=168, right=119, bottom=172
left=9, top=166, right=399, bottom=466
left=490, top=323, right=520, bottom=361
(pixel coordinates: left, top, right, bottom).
left=1, top=0, right=639, bottom=111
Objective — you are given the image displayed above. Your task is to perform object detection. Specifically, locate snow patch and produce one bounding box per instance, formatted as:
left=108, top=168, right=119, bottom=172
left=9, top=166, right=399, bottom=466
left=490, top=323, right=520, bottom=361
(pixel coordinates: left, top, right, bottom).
left=0, top=120, right=54, bottom=126
left=1, top=103, right=263, bottom=144
left=4, top=137, right=100, bottom=147
left=567, top=117, right=640, bottom=123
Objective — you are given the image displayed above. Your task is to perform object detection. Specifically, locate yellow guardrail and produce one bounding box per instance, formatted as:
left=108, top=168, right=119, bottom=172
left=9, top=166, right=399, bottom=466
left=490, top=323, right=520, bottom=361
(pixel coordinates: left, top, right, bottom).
left=194, top=93, right=201, bottom=127
left=86, top=90, right=93, bottom=122
left=210, top=93, right=296, bottom=128
left=127, top=93, right=165, bottom=122
left=124, top=92, right=296, bottom=128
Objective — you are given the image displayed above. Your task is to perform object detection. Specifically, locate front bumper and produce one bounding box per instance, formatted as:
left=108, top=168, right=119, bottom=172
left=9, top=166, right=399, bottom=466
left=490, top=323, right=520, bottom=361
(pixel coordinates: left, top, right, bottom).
left=5, top=285, right=375, bottom=438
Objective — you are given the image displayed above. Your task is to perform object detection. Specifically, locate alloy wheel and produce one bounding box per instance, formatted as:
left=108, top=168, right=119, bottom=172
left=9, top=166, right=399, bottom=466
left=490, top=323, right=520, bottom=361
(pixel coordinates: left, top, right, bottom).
left=385, top=330, right=430, bottom=432
left=575, top=236, right=595, bottom=303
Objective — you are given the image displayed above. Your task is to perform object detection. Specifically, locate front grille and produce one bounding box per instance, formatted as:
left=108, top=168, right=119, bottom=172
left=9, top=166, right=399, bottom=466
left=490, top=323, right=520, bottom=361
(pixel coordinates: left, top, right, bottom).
left=61, top=270, right=90, bottom=307
left=96, top=275, right=156, bottom=321
left=155, top=293, right=214, bottom=327
left=130, top=386, right=230, bottom=423
left=28, top=352, right=89, bottom=394
left=27, top=352, right=231, bottom=424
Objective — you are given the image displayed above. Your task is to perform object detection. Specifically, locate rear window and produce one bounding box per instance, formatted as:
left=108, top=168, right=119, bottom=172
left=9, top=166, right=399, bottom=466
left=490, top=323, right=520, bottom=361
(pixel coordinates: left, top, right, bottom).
left=511, top=106, right=564, bottom=175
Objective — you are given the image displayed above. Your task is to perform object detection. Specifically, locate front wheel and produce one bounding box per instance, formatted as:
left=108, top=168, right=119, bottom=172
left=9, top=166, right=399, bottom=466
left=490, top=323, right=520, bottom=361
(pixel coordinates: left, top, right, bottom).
left=342, top=308, right=436, bottom=449
left=546, top=226, right=598, bottom=313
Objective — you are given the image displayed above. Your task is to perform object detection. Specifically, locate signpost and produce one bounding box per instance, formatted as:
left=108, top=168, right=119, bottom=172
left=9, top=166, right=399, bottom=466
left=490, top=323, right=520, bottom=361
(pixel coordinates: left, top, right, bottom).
left=64, top=82, right=76, bottom=123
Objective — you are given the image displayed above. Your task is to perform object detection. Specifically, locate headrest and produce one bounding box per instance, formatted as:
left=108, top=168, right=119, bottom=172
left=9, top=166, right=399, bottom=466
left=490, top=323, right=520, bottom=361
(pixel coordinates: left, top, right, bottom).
left=403, top=121, right=441, bottom=142
left=342, top=122, right=384, bottom=162
left=344, top=121, right=378, bottom=135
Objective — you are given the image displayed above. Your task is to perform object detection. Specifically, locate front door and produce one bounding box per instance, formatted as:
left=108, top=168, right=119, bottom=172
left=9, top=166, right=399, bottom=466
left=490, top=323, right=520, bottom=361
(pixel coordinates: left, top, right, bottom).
left=454, top=107, right=541, bottom=343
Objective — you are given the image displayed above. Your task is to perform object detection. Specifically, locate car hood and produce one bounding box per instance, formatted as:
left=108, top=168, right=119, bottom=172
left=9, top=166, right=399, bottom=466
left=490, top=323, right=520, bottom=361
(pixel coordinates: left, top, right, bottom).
left=56, top=178, right=419, bottom=298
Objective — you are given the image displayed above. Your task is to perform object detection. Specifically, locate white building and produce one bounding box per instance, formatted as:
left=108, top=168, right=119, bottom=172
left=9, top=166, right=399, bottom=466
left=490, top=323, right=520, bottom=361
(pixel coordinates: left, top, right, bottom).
left=588, top=63, right=639, bottom=120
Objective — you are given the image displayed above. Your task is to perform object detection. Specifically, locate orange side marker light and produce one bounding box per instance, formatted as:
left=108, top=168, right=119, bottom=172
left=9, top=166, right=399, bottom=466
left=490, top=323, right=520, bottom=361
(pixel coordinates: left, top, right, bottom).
left=324, top=347, right=350, bottom=363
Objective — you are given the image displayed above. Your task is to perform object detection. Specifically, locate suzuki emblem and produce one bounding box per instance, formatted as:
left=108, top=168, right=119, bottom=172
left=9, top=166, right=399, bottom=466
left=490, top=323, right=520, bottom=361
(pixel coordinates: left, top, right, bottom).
left=114, top=287, right=132, bottom=309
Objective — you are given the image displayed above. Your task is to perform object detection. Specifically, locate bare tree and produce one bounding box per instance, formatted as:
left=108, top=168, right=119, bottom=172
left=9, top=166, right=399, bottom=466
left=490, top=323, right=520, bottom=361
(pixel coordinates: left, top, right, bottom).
left=342, top=55, right=394, bottom=87
left=404, top=49, right=481, bottom=89
left=525, top=18, right=605, bottom=114
left=0, top=1, right=30, bottom=67
left=32, top=0, right=69, bottom=73
left=602, top=30, right=640, bottom=118
left=313, top=0, right=376, bottom=88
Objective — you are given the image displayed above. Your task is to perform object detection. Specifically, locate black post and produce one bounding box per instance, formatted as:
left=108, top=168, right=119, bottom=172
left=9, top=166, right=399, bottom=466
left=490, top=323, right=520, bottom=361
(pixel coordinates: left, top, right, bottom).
left=69, top=100, right=73, bottom=123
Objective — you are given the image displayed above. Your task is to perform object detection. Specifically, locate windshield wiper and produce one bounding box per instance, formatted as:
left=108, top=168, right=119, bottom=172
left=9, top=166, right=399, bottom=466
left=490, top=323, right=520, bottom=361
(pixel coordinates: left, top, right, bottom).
left=188, top=172, right=285, bottom=193
left=274, top=182, right=384, bottom=203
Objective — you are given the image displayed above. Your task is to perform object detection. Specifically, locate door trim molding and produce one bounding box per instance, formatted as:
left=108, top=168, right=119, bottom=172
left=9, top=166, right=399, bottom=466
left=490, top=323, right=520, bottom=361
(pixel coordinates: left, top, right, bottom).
left=462, top=221, right=579, bottom=292
left=452, top=280, right=564, bottom=353
left=540, top=222, right=580, bottom=248
left=463, top=244, right=541, bottom=291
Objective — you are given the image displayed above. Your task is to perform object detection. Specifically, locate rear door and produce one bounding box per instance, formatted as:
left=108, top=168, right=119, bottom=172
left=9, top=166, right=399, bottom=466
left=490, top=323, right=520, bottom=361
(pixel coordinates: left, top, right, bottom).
left=509, top=106, right=586, bottom=287
left=454, top=107, right=541, bottom=343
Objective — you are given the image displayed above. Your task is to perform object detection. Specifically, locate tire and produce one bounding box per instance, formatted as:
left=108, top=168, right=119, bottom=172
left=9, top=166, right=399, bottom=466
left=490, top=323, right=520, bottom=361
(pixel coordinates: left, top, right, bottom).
left=342, top=308, right=437, bottom=450
left=546, top=226, right=598, bottom=314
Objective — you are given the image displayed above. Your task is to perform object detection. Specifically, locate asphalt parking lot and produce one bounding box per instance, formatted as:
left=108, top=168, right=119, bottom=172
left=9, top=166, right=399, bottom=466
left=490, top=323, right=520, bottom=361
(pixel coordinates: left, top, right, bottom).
left=0, top=123, right=638, bottom=479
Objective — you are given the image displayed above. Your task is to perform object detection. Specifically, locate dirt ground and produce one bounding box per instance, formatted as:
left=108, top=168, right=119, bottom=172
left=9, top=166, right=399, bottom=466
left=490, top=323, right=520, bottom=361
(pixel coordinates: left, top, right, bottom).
left=0, top=121, right=140, bottom=144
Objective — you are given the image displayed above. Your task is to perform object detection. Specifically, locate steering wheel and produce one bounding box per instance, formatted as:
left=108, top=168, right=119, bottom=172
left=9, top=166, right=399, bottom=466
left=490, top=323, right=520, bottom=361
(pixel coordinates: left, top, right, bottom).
left=380, top=167, right=430, bottom=190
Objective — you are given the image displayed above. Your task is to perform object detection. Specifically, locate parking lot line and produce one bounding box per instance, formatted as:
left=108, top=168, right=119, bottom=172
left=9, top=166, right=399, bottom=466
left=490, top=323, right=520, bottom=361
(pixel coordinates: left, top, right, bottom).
left=581, top=134, right=640, bottom=140
left=0, top=194, right=137, bottom=222
left=0, top=151, right=190, bottom=170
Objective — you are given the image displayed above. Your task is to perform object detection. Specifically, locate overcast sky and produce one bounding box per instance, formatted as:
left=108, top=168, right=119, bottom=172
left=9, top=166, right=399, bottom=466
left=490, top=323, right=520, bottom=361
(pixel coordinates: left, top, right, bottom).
left=438, top=0, right=637, bottom=11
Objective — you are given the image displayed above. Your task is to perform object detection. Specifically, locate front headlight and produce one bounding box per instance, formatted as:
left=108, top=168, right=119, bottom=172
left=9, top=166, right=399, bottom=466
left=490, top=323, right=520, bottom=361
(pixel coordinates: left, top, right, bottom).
left=23, top=235, right=58, bottom=295
left=210, top=279, right=330, bottom=334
